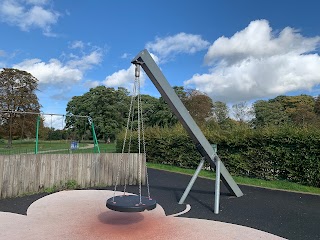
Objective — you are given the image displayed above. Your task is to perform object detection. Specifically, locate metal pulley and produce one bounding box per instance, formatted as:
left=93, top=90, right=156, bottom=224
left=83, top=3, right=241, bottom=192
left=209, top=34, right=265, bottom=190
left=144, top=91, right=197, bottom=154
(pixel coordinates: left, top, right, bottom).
left=135, top=64, right=140, bottom=78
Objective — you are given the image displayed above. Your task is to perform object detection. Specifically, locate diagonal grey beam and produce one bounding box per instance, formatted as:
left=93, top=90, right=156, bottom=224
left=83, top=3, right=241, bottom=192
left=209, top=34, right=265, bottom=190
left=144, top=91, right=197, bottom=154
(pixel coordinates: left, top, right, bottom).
left=132, top=49, right=243, bottom=197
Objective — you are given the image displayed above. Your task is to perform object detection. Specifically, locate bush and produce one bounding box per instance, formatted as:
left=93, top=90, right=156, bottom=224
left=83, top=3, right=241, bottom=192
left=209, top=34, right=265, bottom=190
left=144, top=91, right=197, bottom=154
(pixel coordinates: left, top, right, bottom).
left=116, top=124, right=320, bottom=188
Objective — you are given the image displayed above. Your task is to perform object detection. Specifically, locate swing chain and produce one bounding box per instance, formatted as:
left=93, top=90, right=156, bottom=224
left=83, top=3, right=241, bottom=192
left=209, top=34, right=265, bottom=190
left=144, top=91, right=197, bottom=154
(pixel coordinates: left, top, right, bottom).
left=112, top=76, right=136, bottom=200
left=137, top=73, right=142, bottom=204
left=112, top=63, right=152, bottom=204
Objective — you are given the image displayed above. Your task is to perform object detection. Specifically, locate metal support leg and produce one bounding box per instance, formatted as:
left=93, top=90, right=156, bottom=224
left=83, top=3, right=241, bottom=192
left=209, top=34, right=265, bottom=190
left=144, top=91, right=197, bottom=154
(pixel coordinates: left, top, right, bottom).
left=178, top=158, right=205, bottom=204
left=214, top=156, right=221, bottom=214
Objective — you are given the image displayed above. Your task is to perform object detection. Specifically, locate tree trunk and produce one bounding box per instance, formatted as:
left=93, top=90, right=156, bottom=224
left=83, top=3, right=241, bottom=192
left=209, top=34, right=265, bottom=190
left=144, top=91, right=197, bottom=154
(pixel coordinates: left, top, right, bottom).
left=8, top=114, right=12, bottom=147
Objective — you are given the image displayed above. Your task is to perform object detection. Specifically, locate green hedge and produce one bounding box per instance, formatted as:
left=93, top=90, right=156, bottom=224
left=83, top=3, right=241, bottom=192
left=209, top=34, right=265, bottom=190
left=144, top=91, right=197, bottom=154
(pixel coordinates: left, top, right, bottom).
left=116, top=125, right=320, bottom=188
left=213, top=127, right=320, bottom=187
left=116, top=126, right=201, bottom=168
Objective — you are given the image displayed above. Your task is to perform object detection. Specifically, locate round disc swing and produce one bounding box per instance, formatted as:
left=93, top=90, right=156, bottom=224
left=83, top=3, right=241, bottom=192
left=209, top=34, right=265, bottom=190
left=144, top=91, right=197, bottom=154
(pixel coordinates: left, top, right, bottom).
left=106, top=64, right=156, bottom=212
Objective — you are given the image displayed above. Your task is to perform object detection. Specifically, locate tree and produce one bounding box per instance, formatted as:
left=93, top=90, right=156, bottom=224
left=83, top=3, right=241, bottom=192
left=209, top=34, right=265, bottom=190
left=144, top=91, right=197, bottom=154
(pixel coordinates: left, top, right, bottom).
left=212, top=101, right=229, bottom=123
left=314, top=95, right=320, bottom=116
left=270, top=95, right=316, bottom=126
left=136, top=94, right=159, bottom=127
left=66, top=86, right=131, bottom=141
left=253, top=100, right=289, bottom=127
left=253, top=95, right=316, bottom=128
left=183, top=89, right=213, bottom=125
left=0, top=68, right=41, bottom=146
left=291, top=101, right=317, bottom=127
left=147, top=96, right=178, bottom=127
left=231, top=101, right=253, bottom=123
left=272, top=94, right=315, bottom=119
left=146, top=86, right=187, bottom=128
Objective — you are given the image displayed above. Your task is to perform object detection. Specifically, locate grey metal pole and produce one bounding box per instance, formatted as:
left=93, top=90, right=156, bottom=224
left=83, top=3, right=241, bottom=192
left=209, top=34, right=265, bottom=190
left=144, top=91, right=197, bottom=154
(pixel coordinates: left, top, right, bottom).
left=214, top=156, right=221, bottom=214
left=178, top=158, right=205, bottom=204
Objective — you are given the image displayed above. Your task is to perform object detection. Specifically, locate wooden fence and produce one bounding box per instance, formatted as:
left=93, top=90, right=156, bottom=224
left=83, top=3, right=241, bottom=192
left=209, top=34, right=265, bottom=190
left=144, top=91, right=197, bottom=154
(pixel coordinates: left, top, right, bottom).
left=0, top=153, right=145, bottom=199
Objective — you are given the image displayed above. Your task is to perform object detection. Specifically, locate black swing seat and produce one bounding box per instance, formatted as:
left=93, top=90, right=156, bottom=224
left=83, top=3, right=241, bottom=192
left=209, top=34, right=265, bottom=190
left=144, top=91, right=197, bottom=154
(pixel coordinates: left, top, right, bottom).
left=106, top=195, right=157, bottom=212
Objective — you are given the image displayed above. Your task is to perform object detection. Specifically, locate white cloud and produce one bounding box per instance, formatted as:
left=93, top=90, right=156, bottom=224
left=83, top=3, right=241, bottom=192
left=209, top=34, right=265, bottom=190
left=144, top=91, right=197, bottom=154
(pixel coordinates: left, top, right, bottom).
left=13, top=58, right=83, bottom=86
left=13, top=48, right=103, bottom=94
left=69, top=40, right=84, bottom=49
left=104, top=65, right=135, bottom=88
left=146, top=32, right=210, bottom=62
left=83, top=80, right=100, bottom=89
left=0, top=0, right=60, bottom=35
left=103, top=52, right=162, bottom=91
left=103, top=64, right=146, bottom=91
left=204, top=20, right=320, bottom=66
left=185, top=20, right=320, bottom=103
left=121, top=53, right=130, bottom=59
left=104, top=33, right=203, bottom=92
left=25, top=0, right=49, bottom=5
left=67, top=50, right=103, bottom=71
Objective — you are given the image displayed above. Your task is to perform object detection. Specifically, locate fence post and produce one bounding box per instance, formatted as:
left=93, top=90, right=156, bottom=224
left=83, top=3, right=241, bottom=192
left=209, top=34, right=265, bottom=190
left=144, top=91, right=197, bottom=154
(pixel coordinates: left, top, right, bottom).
left=35, top=115, right=40, bottom=154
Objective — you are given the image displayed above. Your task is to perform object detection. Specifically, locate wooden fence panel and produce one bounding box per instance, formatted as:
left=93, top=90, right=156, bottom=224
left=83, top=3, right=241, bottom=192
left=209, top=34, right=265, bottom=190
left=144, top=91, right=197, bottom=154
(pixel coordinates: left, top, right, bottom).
left=2, top=158, right=10, bottom=198
left=0, top=156, right=4, bottom=198
left=0, top=153, right=144, bottom=199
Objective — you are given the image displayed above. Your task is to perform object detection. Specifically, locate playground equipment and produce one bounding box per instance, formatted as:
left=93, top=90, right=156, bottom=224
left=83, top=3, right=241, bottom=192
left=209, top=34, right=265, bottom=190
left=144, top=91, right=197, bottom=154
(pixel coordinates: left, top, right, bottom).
left=107, top=49, right=243, bottom=213
left=141, top=49, right=243, bottom=212
left=0, top=111, right=100, bottom=154
left=106, top=60, right=156, bottom=212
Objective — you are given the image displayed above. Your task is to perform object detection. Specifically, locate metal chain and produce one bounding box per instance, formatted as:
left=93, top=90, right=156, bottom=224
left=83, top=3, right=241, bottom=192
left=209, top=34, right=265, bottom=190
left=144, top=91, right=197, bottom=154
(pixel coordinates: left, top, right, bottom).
left=113, top=63, right=151, bottom=204
left=135, top=64, right=151, bottom=202
left=137, top=75, right=142, bottom=204
left=112, top=81, right=136, bottom=201
left=123, top=92, right=136, bottom=195
left=140, top=85, right=151, bottom=199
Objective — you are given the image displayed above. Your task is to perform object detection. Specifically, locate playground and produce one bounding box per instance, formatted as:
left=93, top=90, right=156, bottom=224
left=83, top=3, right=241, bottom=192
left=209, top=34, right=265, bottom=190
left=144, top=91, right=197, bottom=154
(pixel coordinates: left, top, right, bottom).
left=0, top=168, right=319, bottom=240
left=1, top=49, right=319, bottom=239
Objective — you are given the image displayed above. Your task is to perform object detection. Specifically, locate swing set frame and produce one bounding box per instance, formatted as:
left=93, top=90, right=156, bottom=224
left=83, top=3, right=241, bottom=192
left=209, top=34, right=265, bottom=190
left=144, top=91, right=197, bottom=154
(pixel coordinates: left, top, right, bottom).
left=0, top=110, right=100, bottom=154
left=131, top=49, right=243, bottom=213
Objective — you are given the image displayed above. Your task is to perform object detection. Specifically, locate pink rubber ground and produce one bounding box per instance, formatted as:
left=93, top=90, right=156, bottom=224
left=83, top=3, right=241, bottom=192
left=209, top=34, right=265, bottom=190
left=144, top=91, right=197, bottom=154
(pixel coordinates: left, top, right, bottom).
left=0, top=190, right=286, bottom=239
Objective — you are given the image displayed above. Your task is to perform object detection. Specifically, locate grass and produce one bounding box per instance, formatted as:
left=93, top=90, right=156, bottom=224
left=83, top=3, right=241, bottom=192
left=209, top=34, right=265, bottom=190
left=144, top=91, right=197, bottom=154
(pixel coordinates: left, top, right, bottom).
left=0, top=139, right=117, bottom=154
left=99, top=142, right=117, bottom=153
left=147, top=162, right=320, bottom=195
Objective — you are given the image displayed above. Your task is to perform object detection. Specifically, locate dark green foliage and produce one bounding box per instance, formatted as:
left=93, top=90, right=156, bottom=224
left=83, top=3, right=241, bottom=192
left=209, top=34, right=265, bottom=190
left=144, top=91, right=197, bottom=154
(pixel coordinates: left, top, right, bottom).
left=47, top=129, right=67, bottom=140
left=66, top=86, right=131, bottom=141
left=216, top=126, right=320, bottom=187
left=116, top=125, right=201, bottom=168
left=146, top=97, right=178, bottom=127
left=117, top=125, right=320, bottom=188
left=253, top=95, right=317, bottom=128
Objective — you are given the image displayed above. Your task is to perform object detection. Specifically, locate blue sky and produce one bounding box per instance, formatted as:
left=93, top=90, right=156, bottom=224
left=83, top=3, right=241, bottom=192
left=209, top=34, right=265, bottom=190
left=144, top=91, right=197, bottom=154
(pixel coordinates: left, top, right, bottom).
left=1, top=0, right=320, bottom=128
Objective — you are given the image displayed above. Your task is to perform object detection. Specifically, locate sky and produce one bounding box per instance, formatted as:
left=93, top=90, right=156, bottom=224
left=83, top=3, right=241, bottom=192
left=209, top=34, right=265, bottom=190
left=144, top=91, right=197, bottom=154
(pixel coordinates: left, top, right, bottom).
left=1, top=0, right=320, bottom=129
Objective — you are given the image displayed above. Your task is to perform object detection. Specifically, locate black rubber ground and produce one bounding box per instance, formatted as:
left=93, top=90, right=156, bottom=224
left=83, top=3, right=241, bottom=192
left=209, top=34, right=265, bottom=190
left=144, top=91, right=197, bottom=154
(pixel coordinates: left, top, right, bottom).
left=0, top=168, right=319, bottom=240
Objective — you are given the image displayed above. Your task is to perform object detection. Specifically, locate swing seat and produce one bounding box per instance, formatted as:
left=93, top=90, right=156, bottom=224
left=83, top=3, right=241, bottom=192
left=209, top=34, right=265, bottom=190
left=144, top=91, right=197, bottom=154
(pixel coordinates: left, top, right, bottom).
left=106, top=195, right=157, bottom=212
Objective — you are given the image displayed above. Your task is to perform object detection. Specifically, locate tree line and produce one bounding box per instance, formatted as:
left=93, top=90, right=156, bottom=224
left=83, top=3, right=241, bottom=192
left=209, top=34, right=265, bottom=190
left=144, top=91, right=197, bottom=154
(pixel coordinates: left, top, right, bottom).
left=2, top=68, right=320, bottom=145
left=65, top=86, right=320, bottom=141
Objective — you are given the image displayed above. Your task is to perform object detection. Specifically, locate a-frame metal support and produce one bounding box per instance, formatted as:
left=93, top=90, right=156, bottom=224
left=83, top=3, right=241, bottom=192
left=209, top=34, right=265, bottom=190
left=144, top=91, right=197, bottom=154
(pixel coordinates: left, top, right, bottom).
left=131, top=49, right=243, bottom=198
